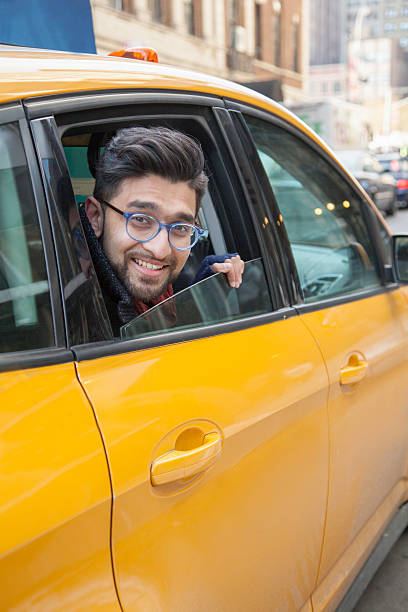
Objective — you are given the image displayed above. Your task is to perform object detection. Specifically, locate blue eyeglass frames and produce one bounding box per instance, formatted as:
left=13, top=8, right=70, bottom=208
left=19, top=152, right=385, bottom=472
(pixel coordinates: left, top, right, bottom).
left=100, top=199, right=205, bottom=251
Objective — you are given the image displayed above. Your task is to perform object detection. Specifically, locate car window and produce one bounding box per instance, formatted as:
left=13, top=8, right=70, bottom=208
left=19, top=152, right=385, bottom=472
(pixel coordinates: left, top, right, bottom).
left=0, top=123, right=54, bottom=352
left=31, top=119, right=114, bottom=345
left=245, top=115, right=382, bottom=303
left=121, top=258, right=271, bottom=339
left=54, top=114, right=274, bottom=343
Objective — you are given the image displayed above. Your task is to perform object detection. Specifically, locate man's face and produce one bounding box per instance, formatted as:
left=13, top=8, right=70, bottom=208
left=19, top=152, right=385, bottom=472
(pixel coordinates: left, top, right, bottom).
left=93, top=175, right=196, bottom=303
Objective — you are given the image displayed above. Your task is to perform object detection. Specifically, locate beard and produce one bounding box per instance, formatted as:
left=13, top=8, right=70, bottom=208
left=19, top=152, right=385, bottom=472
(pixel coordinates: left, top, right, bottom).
left=111, top=248, right=180, bottom=304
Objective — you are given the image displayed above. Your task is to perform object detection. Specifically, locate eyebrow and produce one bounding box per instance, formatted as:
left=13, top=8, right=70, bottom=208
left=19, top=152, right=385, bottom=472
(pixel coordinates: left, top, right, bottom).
left=126, top=200, right=196, bottom=224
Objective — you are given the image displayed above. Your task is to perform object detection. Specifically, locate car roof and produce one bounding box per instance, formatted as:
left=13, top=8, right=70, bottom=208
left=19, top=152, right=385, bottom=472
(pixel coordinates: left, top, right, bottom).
left=0, top=46, right=273, bottom=107
left=0, top=46, right=318, bottom=139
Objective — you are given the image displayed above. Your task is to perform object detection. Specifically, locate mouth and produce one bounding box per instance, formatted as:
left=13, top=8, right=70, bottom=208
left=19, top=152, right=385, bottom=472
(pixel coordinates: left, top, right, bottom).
left=131, top=257, right=168, bottom=278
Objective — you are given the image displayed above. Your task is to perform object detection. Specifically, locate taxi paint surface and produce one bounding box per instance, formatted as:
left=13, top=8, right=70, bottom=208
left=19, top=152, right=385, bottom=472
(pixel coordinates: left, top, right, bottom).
left=302, top=288, right=408, bottom=611
left=76, top=316, right=330, bottom=611
left=0, top=362, right=119, bottom=610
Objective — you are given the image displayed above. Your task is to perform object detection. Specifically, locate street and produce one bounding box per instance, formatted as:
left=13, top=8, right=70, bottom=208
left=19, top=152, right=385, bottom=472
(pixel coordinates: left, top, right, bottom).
left=354, top=530, right=408, bottom=611
left=350, top=206, right=408, bottom=610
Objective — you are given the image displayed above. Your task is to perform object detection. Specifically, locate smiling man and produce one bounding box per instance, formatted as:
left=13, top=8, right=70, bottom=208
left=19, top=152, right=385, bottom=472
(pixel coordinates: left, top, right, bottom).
left=81, top=126, right=244, bottom=335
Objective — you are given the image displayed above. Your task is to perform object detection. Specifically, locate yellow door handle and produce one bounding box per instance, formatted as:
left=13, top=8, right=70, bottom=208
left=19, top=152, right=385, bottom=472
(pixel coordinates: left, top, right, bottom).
left=340, top=357, right=368, bottom=386
left=151, top=432, right=221, bottom=486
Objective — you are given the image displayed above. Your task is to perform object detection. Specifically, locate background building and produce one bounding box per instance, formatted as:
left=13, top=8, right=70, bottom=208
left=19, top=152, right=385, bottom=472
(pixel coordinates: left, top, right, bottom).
left=307, top=0, right=346, bottom=98
left=90, top=0, right=309, bottom=102
left=346, top=0, right=408, bottom=50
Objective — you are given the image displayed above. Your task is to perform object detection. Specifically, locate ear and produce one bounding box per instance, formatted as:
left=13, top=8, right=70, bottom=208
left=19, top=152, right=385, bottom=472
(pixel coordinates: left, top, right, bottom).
left=85, top=196, right=104, bottom=238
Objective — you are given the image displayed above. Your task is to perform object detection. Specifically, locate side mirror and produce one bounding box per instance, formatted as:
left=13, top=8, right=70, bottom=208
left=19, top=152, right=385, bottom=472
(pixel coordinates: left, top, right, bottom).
left=392, top=235, right=408, bottom=282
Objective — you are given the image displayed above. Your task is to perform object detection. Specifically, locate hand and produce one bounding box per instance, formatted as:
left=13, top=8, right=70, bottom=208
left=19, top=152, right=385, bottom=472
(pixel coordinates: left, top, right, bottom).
left=211, top=255, right=245, bottom=288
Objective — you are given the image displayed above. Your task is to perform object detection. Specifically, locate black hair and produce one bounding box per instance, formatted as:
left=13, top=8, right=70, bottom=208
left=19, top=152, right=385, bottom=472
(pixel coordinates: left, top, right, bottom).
left=93, top=126, right=208, bottom=214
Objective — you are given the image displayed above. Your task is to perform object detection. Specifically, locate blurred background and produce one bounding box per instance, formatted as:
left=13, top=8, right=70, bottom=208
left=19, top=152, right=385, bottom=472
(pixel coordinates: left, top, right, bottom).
left=3, top=0, right=408, bottom=220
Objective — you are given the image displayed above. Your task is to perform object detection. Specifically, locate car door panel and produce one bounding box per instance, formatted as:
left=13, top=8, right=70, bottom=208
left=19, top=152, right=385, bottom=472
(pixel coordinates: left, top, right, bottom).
left=313, top=478, right=406, bottom=612
left=300, top=291, right=408, bottom=609
left=0, top=362, right=119, bottom=611
left=76, top=315, right=330, bottom=611
left=240, top=109, right=408, bottom=610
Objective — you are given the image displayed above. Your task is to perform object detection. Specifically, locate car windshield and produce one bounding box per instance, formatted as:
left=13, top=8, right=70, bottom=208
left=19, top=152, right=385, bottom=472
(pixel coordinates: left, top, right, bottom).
left=120, top=258, right=272, bottom=340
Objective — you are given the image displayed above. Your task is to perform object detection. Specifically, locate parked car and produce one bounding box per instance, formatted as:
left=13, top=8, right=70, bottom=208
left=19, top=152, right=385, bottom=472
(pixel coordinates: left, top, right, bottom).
left=2, top=45, right=408, bottom=612
left=376, top=152, right=408, bottom=208
left=336, top=149, right=398, bottom=216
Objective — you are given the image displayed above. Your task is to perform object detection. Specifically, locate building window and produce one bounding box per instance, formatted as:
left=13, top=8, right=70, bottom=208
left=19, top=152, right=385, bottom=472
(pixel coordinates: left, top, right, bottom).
left=109, top=0, right=135, bottom=11
left=149, top=0, right=172, bottom=26
left=109, top=0, right=123, bottom=9
left=150, top=0, right=162, bottom=22
left=273, top=2, right=281, bottom=67
left=400, top=36, right=408, bottom=46
left=401, top=21, right=408, bottom=30
left=255, top=3, right=262, bottom=59
left=384, top=7, right=398, bottom=18
left=184, top=0, right=202, bottom=37
left=334, top=81, right=341, bottom=93
left=402, top=7, right=408, bottom=17
left=292, top=14, right=300, bottom=73
left=384, top=21, right=398, bottom=31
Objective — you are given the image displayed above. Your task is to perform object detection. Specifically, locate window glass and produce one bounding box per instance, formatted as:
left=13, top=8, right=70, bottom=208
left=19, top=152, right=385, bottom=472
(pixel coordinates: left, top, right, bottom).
left=32, top=119, right=113, bottom=345
left=0, top=123, right=54, bottom=352
left=245, top=115, right=381, bottom=302
left=121, top=258, right=270, bottom=339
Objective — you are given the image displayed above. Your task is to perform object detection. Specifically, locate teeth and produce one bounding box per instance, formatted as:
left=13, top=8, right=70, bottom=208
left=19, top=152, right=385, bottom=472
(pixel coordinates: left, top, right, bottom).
left=135, top=258, right=163, bottom=270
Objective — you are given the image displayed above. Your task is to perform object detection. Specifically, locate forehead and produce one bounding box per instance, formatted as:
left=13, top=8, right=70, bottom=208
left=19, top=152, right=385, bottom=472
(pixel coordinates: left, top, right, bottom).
left=114, top=175, right=196, bottom=219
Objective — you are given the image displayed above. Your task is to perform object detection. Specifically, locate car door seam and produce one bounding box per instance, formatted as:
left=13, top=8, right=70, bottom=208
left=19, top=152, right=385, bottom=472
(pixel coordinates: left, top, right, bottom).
left=74, top=361, right=124, bottom=612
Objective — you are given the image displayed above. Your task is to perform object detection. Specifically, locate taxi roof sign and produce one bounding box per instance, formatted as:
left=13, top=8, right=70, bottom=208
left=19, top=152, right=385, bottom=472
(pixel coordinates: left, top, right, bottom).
left=109, top=47, right=158, bottom=63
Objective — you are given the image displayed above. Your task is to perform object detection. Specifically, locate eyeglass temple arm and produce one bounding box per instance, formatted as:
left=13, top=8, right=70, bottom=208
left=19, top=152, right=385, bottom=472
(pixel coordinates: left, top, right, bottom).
left=100, top=199, right=125, bottom=216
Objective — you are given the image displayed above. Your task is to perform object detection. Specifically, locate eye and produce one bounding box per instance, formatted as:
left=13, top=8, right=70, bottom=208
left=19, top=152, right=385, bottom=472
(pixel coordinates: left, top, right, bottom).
left=171, top=224, right=193, bottom=236
left=129, top=214, right=155, bottom=227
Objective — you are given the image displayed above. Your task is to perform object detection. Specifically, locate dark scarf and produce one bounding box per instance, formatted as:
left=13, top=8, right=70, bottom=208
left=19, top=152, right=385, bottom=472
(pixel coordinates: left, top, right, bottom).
left=79, top=205, right=174, bottom=335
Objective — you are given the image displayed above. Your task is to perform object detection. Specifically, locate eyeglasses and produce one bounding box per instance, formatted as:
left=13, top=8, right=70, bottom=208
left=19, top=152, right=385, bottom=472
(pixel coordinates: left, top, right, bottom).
left=100, top=199, right=205, bottom=251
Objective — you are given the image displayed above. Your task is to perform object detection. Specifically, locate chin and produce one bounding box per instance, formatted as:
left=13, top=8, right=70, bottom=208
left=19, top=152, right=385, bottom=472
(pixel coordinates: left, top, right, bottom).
left=129, top=281, right=168, bottom=304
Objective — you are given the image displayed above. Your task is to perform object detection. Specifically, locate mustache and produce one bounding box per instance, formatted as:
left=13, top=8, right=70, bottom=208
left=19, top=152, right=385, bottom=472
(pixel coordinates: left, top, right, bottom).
left=125, top=246, right=174, bottom=266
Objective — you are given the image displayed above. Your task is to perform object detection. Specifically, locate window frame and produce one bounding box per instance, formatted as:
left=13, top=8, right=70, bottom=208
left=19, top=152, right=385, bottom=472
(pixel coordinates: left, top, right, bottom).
left=26, top=91, right=294, bottom=362
left=0, top=102, right=71, bottom=372
left=225, top=100, right=397, bottom=314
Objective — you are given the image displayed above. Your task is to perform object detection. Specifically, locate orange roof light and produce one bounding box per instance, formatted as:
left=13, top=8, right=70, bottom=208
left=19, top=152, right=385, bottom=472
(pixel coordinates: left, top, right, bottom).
left=109, top=47, right=159, bottom=63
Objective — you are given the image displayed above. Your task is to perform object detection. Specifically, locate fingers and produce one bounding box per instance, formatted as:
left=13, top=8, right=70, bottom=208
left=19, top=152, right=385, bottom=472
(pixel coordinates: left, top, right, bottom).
left=211, top=255, right=245, bottom=288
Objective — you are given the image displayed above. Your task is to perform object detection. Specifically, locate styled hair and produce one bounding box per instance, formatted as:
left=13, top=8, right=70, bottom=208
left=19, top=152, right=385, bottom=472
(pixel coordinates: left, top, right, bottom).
left=93, top=126, right=208, bottom=214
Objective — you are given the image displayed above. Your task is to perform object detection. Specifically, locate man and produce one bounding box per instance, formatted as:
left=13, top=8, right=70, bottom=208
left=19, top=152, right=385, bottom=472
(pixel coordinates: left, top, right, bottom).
left=81, top=126, right=244, bottom=335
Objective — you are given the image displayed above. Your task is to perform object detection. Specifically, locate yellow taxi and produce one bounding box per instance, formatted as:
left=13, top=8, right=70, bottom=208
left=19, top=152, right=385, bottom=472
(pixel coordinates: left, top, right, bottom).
left=1, top=45, right=408, bottom=612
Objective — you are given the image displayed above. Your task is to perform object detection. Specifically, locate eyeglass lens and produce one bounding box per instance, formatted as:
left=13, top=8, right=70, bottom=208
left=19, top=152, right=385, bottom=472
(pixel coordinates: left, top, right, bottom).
left=127, top=214, right=197, bottom=249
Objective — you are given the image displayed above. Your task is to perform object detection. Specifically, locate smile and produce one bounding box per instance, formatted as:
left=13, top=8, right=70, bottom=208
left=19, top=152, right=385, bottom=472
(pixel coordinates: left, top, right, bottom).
left=134, top=258, right=165, bottom=270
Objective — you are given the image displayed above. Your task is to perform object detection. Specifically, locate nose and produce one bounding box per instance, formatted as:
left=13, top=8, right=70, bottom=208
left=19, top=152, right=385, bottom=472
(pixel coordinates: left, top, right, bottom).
left=145, top=226, right=172, bottom=259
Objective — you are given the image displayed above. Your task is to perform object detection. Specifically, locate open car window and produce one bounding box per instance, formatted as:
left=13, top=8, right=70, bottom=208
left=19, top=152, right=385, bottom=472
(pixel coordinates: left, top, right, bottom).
left=120, top=258, right=271, bottom=340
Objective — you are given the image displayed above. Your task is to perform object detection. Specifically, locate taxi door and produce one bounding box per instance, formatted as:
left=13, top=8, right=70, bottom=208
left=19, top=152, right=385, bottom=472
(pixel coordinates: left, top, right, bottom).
left=32, top=100, right=332, bottom=611
left=242, top=109, right=408, bottom=611
left=0, top=107, right=117, bottom=610
left=75, top=313, right=328, bottom=612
